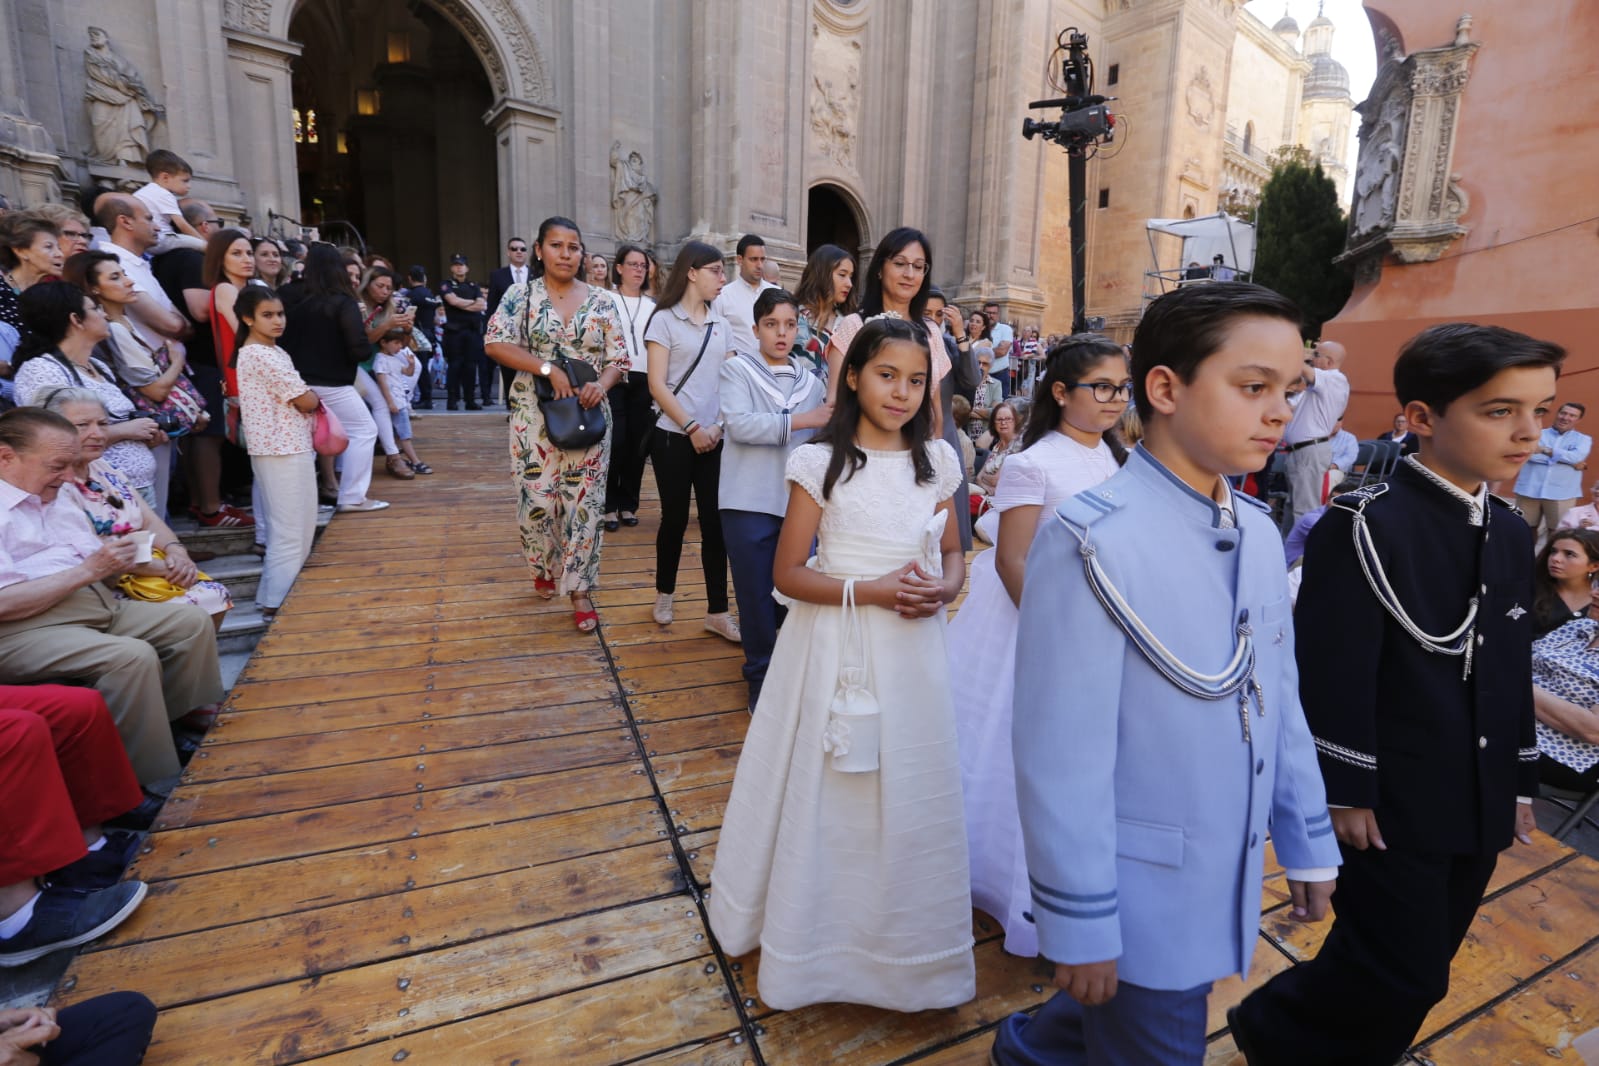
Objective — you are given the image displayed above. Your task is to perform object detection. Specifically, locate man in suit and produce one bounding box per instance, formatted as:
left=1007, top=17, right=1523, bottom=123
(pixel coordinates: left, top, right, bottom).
left=486, top=237, right=531, bottom=405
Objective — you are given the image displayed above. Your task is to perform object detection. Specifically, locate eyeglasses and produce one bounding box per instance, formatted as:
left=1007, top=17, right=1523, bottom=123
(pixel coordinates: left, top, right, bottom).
left=888, top=258, right=928, bottom=274
left=61, top=230, right=90, bottom=241
left=1065, top=382, right=1134, bottom=402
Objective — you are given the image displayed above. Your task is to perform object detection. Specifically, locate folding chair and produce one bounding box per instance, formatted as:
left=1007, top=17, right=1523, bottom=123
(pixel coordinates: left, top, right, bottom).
left=1367, top=439, right=1403, bottom=483
left=1348, top=440, right=1378, bottom=488
left=1550, top=784, right=1599, bottom=842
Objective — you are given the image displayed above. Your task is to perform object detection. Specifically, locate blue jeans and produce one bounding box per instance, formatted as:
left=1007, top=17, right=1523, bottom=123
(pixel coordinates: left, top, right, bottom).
left=991, top=979, right=1212, bottom=1066
left=721, top=509, right=785, bottom=708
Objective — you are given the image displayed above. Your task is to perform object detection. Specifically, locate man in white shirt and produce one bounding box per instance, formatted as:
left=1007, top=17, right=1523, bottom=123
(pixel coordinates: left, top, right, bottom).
left=1282, top=339, right=1352, bottom=521
left=984, top=299, right=1015, bottom=398
left=714, top=234, right=774, bottom=357
left=93, top=194, right=189, bottom=345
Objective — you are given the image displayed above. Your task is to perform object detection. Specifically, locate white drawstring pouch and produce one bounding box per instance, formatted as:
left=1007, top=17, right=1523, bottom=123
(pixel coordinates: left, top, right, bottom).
left=821, top=578, right=880, bottom=773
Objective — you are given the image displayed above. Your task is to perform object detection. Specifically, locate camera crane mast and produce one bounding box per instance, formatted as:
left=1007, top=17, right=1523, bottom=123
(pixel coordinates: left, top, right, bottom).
left=1022, top=29, right=1117, bottom=334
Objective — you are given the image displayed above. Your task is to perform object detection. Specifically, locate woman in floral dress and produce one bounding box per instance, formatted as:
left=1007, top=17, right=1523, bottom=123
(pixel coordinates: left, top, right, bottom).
left=484, top=216, right=629, bottom=632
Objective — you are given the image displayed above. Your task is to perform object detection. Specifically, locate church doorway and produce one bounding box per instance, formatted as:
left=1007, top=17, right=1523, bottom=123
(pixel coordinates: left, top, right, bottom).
left=806, top=184, right=866, bottom=258
left=288, top=0, right=498, bottom=277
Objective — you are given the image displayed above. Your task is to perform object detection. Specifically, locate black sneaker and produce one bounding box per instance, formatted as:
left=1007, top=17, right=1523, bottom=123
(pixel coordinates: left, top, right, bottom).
left=106, top=789, right=166, bottom=832
left=0, top=882, right=147, bottom=966
left=447, top=402, right=461, bottom=411
left=46, top=831, right=142, bottom=891
left=465, top=403, right=483, bottom=410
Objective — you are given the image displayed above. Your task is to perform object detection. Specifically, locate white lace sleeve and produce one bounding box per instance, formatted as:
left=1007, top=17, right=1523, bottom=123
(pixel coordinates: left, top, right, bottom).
left=993, top=449, right=1045, bottom=512
left=930, top=439, right=963, bottom=502
left=785, top=443, right=832, bottom=506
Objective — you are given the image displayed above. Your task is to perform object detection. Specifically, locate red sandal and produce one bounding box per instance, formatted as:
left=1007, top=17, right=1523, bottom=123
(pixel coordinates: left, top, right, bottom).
left=533, top=577, right=556, bottom=600
left=571, top=594, right=598, bottom=633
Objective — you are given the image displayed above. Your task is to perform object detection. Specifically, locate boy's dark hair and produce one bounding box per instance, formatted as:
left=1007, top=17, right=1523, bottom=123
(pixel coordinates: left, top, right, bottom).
left=752, top=287, right=797, bottom=323
left=406, top=264, right=426, bottom=283
left=736, top=234, right=765, bottom=257
left=1393, top=323, right=1566, bottom=414
left=380, top=327, right=410, bottom=343
left=813, top=317, right=935, bottom=498
left=1130, top=281, right=1303, bottom=419
left=1561, top=401, right=1587, bottom=416
left=146, top=149, right=192, bottom=178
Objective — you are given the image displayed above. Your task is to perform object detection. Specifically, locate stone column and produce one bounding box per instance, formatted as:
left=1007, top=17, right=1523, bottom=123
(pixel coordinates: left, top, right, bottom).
left=222, top=25, right=301, bottom=226
left=0, top=1, right=64, bottom=205
left=488, top=98, right=562, bottom=257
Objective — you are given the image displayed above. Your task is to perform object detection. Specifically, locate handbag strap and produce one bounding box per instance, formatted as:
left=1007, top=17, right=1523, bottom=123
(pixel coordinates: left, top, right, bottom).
left=839, top=578, right=866, bottom=676
left=669, top=323, right=715, bottom=399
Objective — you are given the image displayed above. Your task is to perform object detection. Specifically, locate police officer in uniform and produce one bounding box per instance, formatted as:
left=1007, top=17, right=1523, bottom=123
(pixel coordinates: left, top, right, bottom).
left=439, top=253, right=487, bottom=410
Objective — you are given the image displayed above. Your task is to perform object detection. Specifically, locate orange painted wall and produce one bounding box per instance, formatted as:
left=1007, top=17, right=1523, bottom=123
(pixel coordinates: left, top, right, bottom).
left=1326, top=1, right=1599, bottom=443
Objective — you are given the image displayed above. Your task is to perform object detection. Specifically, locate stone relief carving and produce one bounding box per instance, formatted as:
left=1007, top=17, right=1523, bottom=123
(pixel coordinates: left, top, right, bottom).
left=1185, top=67, right=1216, bottom=128
left=424, top=0, right=551, bottom=105
left=83, top=27, right=164, bottom=166
left=1339, top=15, right=1479, bottom=271
left=809, top=23, right=861, bottom=170
left=222, top=0, right=273, bottom=34
left=609, top=141, right=657, bottom=243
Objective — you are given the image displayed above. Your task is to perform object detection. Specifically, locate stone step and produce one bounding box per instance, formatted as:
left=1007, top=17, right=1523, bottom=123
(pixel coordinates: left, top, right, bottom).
left=169, top=506, right=335, bottom=558
left=218, top=603, right=268, bottom=657
left=201, top=553, right=264, bottom=603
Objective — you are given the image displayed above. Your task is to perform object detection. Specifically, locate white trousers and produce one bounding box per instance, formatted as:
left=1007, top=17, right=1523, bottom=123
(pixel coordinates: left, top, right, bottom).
left=251, top=451, right=318, bottom=609
left=354, top=367, right=399, bottom=456
left=310, top=385, right=378, bottom=505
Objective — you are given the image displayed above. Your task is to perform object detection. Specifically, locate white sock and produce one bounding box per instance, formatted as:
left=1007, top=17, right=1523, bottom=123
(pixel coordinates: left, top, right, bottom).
left=0, top=891, right=42, bottom=938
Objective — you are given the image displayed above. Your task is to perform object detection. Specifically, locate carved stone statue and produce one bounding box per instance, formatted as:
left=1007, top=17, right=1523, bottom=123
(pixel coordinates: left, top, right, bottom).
left=609, top=142, right=657, bottom=243
left=83, top=27, right=164, bottom=166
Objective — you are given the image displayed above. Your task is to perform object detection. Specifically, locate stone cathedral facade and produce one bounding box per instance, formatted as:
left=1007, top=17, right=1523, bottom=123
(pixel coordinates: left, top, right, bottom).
left=0, top=0, right=1350, bottom=335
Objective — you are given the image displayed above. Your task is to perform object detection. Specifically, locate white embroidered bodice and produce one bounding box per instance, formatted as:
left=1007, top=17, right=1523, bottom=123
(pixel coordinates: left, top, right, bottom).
left=786, top=441, right=963, bottom=549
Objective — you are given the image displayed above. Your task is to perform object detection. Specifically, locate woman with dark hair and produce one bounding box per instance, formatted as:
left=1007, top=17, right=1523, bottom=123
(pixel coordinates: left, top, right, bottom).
left=484, top=217, right=630, bottom=632
left=602, top=243, right=655, bottom=531
left=965, top=309, right=991, bottom=346
left=643, top=250, right=661, bottom=297
left=201, top=227, right=255, bottom=398
left=279, top=243, right=386, bottom=511
left=824, top=226, right=948, bottom=438
left=642, top=240, right=738, bottom=639
left=356, top=265, right=413, bottom=479
left=791, top=243, right=855, bottom=380
left=0, top=212, right=64, bottom=387
left=12, top=282, right=162, bottom=502
left=252, top=237, right=288, bottom=289
left=1532, top=529, right=1599, bottom=638
left=947, top=334, right=1130, bottom=957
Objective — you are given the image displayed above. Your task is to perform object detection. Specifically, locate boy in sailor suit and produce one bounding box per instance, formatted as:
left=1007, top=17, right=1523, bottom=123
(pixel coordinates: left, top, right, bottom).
left=1230, top=324, right=1564, bottom=1065
left=992, top=284, right=1342, bottom=1066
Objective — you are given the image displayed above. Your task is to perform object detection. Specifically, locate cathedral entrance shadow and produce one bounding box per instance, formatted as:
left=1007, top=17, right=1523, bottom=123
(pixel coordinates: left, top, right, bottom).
left=806, top=183, right=867, bottom=259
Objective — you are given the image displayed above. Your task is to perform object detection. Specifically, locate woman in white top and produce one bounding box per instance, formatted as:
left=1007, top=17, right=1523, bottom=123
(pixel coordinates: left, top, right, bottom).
left=947, top=334, right=1131, bottom=957
left=603, top=244, right=656, bottom=531
left=643, top=240, right=738, bottom=641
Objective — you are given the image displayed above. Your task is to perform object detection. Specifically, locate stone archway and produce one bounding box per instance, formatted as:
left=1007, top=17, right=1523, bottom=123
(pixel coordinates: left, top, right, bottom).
left=806, top=182, right=870, bottom=258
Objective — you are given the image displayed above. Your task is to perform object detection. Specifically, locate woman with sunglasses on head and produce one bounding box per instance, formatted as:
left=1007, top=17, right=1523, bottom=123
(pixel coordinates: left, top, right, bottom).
left=824, top=227, right=948, bottom=440
left=947, top=335, right=1132, bottom=958
left=602, top=244, right=655, bottom=532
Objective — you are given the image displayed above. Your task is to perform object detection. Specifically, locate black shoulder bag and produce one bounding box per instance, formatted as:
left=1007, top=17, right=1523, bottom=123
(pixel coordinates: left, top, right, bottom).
left=638, top=321, right=714, bottom=461
left=527, top=290, right=606, bottom=451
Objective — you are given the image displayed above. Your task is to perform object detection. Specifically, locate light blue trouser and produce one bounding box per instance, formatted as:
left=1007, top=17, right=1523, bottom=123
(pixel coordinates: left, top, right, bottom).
left=991, top=979, right=1212, bottom=1066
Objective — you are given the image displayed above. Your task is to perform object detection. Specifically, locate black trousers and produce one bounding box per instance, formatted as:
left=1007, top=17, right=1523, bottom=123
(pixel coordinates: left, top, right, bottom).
left=649, top=429, right=728, bottom=613
left=605, top=373, right=654, bottom=516
left=42, top=991, right=157, bottom=1066
left=443, top=330, right=483, bottom=405
left=475, top=346, right=498, bottom=405
left=1234, top=840, right=1499, bottom=1065
left=1541, top=752, right=1599, bottom=791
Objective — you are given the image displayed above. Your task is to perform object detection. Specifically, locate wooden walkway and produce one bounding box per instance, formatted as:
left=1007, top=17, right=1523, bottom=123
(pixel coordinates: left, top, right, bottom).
left=53, top=414, right=1599, bottom=1064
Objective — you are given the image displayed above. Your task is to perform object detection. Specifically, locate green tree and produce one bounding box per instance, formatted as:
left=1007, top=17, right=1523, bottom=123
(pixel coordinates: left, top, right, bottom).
left=1251, top=153, right=1352, bottom=336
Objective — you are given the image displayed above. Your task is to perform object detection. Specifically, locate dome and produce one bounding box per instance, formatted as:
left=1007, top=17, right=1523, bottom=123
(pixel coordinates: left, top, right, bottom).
left=1272, top=13, right=1301, bottom=35
left=1303, top=52, right=1350, bottom=98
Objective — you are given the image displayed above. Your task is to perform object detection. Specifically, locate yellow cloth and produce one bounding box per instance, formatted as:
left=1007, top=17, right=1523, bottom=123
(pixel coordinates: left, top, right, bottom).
left=115, top=548, right=213, bottom=603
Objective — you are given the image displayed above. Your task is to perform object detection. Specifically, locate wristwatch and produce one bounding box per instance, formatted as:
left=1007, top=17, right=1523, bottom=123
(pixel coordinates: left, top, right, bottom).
left=539, top=361, right=553, bottom=377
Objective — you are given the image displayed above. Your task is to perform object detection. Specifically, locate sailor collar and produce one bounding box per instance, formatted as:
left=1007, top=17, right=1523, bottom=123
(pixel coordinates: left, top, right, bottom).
left=1403, top=455, right=1487, bottom=527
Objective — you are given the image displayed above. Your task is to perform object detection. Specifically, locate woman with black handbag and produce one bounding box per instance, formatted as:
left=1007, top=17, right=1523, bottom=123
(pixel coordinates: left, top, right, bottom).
left=642, top=241, right=739, bottom=643
left=484, top=216, right=629, bottom=633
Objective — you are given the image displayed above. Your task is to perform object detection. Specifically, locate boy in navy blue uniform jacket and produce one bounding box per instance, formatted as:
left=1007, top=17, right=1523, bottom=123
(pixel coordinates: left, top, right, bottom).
left=994, top=284, right=1341, bottom=1066
left=1231, top=323, right=1565, bottom=1065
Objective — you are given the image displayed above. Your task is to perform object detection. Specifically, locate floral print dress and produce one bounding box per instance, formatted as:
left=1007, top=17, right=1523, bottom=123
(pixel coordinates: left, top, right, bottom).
left=485, top=279, right=629, bottom=593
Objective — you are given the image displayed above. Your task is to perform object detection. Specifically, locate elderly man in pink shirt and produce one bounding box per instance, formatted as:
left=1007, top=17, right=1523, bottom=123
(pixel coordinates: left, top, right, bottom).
left=0, top=408, right=220, bottom=786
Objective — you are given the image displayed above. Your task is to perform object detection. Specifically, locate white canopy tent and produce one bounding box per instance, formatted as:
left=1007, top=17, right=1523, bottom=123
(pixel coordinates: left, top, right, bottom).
left=1143, top=212, right=1256, bottom=299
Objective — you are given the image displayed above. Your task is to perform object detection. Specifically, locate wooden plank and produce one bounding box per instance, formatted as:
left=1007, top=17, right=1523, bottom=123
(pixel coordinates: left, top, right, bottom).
left=184, top=701, right=624, bottom=782
left=115, top=899, right=715, bottom=1065
left=59, top=842, right=684, bottom=1009
left=242, top=630, right=598, bottom=682
left=303, top=956, right=740, bottom=1066
left=223, top=650, right=607, bottom=711
left=623, top=660, right=745, bottom=697
left=204, top=676, right=618, bottom=745
left=644, top=712, right=753, bottom=757
left=631, top=682, right=751, bottom=722
left=105, top=798, right=667, bottom=944
left=165, top=728, right=640, bottom=826
left=1484, top=834, right=1572, bottom=897
left=137, top=760, right=652, bottom=878
left=652, top=744, right=744, bottom=795
left=1416, top=938, right=1599, bottom=1064
left=667, top=782, right=732, bottom=837
left=680, top=830, right=717, bottom=888
left=749, top=939, right=1051, bottom=1066
left=611, top=636, right=747, bottom=670
left=250, top=611, right=571, bottom=658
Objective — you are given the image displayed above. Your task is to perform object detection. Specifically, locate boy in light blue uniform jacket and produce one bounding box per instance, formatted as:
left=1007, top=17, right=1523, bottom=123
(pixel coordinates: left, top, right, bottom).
left=994, top=283, right=1343, bottom=1066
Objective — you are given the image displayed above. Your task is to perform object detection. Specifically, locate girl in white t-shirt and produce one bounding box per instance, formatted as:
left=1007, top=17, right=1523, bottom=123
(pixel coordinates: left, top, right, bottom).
left=372, top=329, right=433, bottom=475
left=233, top=287, right=321, bottom=619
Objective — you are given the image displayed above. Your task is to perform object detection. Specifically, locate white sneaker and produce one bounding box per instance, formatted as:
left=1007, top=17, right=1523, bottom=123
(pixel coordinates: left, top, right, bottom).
left=337, top=499, right=390, bottom=513
left=704, top=612, right=741, bottom=644
left=652, top=593, right=674, bottom=625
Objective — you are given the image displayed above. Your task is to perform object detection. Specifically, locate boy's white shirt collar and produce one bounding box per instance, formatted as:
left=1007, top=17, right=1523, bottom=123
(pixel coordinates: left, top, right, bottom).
left=1405, top=454, right=1486, bottom=526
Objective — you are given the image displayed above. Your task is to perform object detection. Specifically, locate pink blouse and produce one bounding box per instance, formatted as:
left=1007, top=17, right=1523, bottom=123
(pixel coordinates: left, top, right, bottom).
left=236, top=343, right=314, bottom=456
